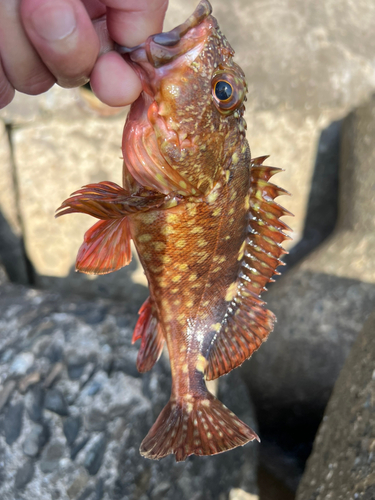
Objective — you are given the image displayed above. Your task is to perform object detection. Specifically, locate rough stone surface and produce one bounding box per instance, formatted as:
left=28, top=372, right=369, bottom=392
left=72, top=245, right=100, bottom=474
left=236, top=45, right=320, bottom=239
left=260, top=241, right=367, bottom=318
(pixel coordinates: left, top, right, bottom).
left=241, top=94, right=375, bottom=486
left=0, top=282, right=259, bottom=500
left=0, top=122, right=28, bottom=284
left=300, top=93, right=375, bottom=282
left=296, top=311, right=375, bottom=500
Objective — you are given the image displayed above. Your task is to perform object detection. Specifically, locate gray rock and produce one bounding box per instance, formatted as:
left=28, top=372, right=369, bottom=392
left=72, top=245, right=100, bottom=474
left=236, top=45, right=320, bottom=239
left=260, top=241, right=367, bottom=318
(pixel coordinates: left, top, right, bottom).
left=14, top=459, right=35, bottom=490
left=3, top=401, right=24, bottom=445
left=22, top=422, right=49, bottom=457
left=0, top=283, right=259, bottom=499
left=40, top=440, right=65, bottom=473
left=26, top=385, right=45, bottom=422
left=44, top=389, right=69, bottom=416
left=63, top=415, right=81, bottom=446
left=241, top=95, right=375, bottom=472
left=84, top=433, right=107, bottom=476
left=296, top=311, right=375, bottom=500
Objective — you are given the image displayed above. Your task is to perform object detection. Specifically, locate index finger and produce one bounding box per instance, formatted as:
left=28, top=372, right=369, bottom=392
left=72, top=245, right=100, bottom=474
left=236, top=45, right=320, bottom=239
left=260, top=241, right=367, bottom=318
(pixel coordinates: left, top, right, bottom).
left=101, top=0, right=168, bottom=46
left=90, top=0, right=168, bottom=107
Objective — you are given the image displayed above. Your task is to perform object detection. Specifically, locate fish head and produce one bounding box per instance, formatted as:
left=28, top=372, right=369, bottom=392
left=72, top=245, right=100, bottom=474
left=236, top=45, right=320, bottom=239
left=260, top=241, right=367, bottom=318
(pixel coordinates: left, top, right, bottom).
left=120, top=0, right=248, bottom=196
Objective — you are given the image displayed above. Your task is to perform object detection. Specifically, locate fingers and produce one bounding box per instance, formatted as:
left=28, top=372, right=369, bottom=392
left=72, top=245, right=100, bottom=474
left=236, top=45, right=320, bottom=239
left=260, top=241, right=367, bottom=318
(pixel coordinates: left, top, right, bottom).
left=20, top=0, right=100, bottom=88
left=90, top=0, right=168, bottom=107
left=103, top=0, right=169, bottom=46
left=90, top=51, right=142, bottom=107
left=0, top=0, right=55, bottom=99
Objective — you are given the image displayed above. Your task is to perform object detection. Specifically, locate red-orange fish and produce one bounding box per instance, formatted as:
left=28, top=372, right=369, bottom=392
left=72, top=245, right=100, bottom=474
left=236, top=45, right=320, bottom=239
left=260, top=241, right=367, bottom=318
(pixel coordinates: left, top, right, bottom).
left=57, top=0, right=291, bottom=461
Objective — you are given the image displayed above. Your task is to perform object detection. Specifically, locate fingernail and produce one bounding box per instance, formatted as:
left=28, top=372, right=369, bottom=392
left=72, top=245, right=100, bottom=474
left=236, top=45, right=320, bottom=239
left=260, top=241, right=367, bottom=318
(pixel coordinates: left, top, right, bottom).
left=30, top=2, right=76, bottom=41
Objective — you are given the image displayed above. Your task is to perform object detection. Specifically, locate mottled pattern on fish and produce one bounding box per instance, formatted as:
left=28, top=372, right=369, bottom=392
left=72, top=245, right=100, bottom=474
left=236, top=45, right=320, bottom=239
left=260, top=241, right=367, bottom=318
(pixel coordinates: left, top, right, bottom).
left=57, top=0, right=291, bottom=461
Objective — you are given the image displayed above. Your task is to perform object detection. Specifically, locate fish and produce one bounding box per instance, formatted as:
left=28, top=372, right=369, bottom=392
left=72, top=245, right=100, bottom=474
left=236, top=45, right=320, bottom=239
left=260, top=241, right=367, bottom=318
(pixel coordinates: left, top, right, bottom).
left=56, top=0, right=291, bottom=461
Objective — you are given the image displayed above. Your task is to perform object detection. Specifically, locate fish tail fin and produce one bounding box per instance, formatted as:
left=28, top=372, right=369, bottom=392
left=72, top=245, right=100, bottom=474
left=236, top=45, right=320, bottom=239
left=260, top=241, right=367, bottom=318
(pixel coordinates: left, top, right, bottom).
left=140, top=391, right=259, bottom=461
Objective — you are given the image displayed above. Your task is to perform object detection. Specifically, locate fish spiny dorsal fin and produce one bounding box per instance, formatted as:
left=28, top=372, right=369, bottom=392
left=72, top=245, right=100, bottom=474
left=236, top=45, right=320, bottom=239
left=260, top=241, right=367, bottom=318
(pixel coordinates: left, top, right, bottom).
left=132, top=297, right=165, bottom=373
left=206, top=157, right=292, bottom=381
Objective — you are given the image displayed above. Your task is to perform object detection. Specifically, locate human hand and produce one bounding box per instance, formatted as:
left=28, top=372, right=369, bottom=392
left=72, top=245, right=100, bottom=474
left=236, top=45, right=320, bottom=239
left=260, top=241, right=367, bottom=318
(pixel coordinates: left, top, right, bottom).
left=0, top=0, right=168, bottom=109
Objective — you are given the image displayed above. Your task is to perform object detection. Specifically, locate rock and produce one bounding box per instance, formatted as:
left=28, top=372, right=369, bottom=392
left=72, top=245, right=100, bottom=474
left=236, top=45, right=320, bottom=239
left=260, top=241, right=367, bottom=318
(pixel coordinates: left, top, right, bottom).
left=66, top=469, right=89, bottom=499
left=241, top=94, right=375, bottom=483
left=0, top=282, right=259, bottom=499
left=3, top=401, right=24, bottom=445
left=40, top=440, right=66, bottom=473
left=63, top=416, right=81, bottom=446
left=44, top=389, right=69, bottom=416
left=0, top=380, right=16, bottom=413
left=296, top=311, right=375, bottom=500
left=22, top=422, right=50, bottom=457
left=14, top=459, right=35, bottom=490
left=0, top=263, right=8, bottom=285
left=0, top=122, right=28, bottom=285
left=9, top=352, right=35, bottom=376
left=84, top=433, right=107, bottom=476
left=26, top=385, right=45, bottom=422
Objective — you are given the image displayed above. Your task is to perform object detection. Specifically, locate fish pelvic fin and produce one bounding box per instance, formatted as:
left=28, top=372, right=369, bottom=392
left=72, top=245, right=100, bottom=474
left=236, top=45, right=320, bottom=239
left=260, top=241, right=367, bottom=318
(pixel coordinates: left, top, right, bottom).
left=206, top=156, right=292, bottom=380
left=140, top=391, right=259, bottom=461
left=132, top=297, right=165, bottom=373
left=56, top=182, right=165, bottom=275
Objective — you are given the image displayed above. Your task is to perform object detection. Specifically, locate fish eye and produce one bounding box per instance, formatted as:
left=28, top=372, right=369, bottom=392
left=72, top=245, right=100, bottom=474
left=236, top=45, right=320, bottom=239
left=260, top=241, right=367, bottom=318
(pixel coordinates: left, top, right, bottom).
left=212, top=71, right=245, bottom=114
left=214, top=80, right=233, bottom=101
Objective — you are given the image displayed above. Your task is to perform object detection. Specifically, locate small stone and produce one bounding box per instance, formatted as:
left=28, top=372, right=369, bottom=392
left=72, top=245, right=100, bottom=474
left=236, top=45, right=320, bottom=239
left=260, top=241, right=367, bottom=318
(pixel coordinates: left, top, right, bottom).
left=94, top=478, right=104, bottom=500
left=9, top=352, right=35, bottom=376
left=79, top=362, right=96, bottom=388
left=68, top=363, right=86, bottom=381
left=14, top=460, right=35, bottom=490
left=63, top=416, right=81, bottom=446
left=4, top=401, right=24, bottom=445
left=44, top=389, right=69, bottom=416
left=67, top=470, right=89, bottom=499
left=43, top=362, right=64, bottom=389
left=27, top=385, right=45, bottom=422
left=84, top=434, right=107, bottom=476
left=151, top=482, right=171, bottom=499
left=70, top=436, right=90, bottom=460
left=84, top=408, right=107, bottom=432
left=40, top=440, right=65, bottom=473
left=23, top=422, right=49, bottom=457
left=0, top=380, right=16, bottom=412
left=19, top=371, right=41, bottom=393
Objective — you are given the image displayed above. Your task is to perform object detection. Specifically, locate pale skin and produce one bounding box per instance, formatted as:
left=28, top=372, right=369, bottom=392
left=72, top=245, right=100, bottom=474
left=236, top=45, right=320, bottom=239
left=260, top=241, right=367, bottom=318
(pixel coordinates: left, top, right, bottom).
left=0, top=0, right=168, bottom=109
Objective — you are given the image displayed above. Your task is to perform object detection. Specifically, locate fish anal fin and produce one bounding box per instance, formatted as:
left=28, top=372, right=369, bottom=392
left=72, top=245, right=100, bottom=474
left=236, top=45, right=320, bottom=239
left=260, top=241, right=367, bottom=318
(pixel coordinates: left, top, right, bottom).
left=76, top=217, right=131, bottom=275
left=206, top=292, right=275, bottom=380
left=206, top=156, right=292, bottom=380
left=140, top=391, right=259, bottom=461
left=132, top=297, right=165, bottom=373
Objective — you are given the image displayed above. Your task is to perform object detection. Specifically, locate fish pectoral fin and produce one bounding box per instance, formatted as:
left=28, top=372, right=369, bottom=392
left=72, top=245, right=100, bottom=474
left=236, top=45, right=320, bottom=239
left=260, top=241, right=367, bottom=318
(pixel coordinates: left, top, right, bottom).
left=206, top=292, right=275, bottom=380
left=132, top=297, right=165, bottom=373
left=55, top=181, right=166, bottom=219
left=207, top=156, right=292, bottom=380
left=55, top=181, right=166, bottom=275
left=140, top=391, right=259, bottom=461
left=75, top=217, right=132, bottom=275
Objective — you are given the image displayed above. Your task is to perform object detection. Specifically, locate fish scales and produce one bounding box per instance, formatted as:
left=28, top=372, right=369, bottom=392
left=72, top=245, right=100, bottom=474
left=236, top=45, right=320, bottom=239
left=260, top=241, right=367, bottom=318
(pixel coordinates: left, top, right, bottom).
left=130, top=147, right=250, bottom=396
left=56, top=0, right=291, bottom=461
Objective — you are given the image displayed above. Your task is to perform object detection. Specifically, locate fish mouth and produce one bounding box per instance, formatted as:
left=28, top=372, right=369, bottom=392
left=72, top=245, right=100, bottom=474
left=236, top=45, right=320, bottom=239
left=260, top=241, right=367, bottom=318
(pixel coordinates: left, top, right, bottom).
left=115, top=0, right=212, bottom=69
